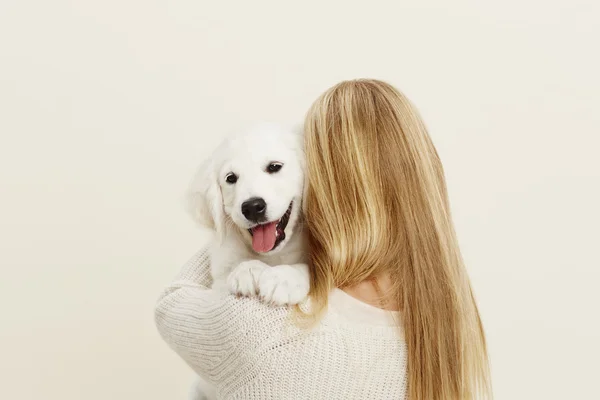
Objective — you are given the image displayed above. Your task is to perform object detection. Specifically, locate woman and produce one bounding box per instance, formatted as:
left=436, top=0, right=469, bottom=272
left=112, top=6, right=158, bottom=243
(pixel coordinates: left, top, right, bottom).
left=155, top=79, right=491, bottom=399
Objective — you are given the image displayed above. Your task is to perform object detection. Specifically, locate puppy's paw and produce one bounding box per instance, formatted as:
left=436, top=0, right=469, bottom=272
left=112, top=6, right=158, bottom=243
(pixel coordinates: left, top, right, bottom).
left=227, top=260, right=268, bottom=297
left=258, top=264, right=310, bottom=306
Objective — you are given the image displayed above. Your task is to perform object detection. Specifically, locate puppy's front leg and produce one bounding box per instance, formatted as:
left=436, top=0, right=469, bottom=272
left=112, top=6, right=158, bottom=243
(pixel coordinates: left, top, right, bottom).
left=227, top=260, right=270, bottom=297
left=258, top=263, right=310, bottom=306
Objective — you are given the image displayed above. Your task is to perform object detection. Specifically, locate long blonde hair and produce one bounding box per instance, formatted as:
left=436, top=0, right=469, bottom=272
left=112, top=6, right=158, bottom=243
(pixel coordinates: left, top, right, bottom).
left=303, top=79, right=491, bottom=399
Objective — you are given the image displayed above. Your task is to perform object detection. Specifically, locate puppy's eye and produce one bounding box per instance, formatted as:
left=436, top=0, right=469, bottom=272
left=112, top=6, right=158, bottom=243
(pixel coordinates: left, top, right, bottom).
left=266, top=162, right=283, bottom=174
left=225, top=173, right=238, bottom=184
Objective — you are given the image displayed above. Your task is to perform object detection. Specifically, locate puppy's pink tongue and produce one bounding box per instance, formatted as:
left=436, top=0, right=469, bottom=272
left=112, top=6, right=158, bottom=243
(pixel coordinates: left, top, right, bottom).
left=251, top=222, right=278, bottom=253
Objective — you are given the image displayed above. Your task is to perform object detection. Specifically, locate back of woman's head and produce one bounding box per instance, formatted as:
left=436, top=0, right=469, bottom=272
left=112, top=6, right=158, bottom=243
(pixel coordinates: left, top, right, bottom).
left=303, top=79, right=491, bottom=400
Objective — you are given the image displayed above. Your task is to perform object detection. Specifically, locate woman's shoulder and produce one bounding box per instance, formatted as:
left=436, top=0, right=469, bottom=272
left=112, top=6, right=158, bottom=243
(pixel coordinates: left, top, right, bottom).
left=206, top=290, right=407, bottom=398
left=199, top=288, right=404, bottom=348
left=156, top=283, right=406, bottom=397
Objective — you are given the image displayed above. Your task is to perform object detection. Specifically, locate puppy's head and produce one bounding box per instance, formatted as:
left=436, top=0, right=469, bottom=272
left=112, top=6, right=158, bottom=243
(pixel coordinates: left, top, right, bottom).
left=187, top=123, right=304, bottom=254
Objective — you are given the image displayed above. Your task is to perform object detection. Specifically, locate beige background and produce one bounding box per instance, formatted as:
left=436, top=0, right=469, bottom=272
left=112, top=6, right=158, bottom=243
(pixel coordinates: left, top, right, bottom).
left=1, top=1, right=599, bottom=399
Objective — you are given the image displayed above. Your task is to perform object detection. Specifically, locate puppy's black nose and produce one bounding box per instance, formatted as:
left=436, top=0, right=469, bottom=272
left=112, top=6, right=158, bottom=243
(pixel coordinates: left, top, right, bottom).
left=241, top=197, right=267, bottom=222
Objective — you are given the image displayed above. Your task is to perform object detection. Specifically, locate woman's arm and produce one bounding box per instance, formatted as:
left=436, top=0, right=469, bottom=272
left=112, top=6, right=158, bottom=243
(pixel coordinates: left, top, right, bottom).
left=154, top=247, right=231, bottom=380
left=154, top=248, right=289, bottom=383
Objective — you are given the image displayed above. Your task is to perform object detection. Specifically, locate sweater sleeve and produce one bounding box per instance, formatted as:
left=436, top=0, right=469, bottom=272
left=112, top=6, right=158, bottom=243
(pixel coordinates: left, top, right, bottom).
left=154, top=248, right=290, bottom=385
left=154, top=247, right=225, bottom=381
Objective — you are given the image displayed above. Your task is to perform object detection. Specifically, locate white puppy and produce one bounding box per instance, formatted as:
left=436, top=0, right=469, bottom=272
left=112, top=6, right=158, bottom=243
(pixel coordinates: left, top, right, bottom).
left=186, top=123, right=310, bottom=399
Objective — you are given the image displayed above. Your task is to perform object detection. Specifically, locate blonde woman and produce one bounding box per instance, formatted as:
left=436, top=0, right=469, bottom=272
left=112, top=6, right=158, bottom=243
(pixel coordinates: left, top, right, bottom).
left=155, top=79, right=491, bottom=399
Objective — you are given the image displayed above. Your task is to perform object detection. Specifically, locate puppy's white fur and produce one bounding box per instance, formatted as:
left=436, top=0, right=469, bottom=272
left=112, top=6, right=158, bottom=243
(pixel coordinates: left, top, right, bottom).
left=186, top=123, right=309, bottom=399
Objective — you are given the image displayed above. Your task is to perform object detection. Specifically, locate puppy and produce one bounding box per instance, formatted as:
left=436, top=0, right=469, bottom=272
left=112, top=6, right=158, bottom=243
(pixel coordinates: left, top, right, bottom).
left=186, top=123, right=310, bottom=399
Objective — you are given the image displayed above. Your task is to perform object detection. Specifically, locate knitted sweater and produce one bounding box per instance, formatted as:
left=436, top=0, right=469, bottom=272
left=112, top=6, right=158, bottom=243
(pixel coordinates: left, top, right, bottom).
left=155, top=248, right=408, bottom=399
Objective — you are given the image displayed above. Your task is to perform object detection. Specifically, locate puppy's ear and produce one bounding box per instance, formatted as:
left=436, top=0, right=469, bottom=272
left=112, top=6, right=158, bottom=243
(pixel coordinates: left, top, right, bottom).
left=186, top=158, right=225, bottom=238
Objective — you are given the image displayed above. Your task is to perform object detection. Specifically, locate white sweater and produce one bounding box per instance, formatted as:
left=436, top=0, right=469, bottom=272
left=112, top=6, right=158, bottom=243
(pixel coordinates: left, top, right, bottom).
left=155, top=248, right=408, bottom=399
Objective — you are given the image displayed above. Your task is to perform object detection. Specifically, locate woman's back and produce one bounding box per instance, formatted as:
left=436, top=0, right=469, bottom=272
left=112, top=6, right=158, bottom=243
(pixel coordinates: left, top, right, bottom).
left=155, top=249, right=407, bottom=399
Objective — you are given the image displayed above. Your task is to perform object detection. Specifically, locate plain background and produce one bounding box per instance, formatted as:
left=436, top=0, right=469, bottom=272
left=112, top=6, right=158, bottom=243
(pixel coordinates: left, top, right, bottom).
left=1, top=0, right=599, bottom=399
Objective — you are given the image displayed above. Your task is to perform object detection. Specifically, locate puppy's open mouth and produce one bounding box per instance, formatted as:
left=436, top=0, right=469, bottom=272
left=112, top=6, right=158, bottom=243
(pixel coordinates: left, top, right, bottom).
left=247, top=202, right=293, bottom=253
